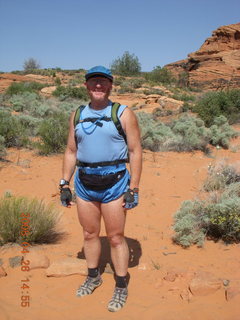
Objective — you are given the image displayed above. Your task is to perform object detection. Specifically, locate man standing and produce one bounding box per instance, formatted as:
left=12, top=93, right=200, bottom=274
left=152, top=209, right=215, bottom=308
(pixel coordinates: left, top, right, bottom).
left=59, top=66, right=142, bottom=312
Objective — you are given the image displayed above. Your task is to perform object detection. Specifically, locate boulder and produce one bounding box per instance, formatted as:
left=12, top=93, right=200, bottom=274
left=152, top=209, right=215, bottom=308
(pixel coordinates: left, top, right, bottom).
left=24, top=251, right=50, bottom=270
left=46, top=258, right=87, bottom=277
left=189, top=276, right=222, bottom=296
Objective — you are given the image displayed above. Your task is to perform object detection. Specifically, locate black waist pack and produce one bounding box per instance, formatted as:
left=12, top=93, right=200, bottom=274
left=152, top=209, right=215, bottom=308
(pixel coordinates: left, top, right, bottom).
left=79, top=169, right=126, bottom=191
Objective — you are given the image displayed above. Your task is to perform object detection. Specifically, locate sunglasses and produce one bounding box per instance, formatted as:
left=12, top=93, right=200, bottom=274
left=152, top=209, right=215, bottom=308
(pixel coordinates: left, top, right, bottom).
left=87, top=78, right=111, bottom=86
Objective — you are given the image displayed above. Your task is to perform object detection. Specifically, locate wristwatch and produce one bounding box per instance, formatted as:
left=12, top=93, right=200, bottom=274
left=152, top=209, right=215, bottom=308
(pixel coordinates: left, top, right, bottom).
left=59, top=179, right=69, bottom=187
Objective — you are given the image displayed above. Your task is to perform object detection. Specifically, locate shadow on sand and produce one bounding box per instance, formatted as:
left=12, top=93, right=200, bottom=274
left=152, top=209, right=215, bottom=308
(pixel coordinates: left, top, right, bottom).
left=77, top=236, right=142, bottom=275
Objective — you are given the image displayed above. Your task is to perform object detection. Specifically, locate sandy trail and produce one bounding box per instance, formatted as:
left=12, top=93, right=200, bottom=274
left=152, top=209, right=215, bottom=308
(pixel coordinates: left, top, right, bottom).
left=0, top=141, right=240, bottom=320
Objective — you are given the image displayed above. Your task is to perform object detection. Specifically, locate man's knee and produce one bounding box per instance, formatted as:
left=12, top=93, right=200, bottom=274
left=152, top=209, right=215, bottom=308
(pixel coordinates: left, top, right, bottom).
left=83, top=230, right=99, bottom=241
left=107, top=233, right=125, bottom=247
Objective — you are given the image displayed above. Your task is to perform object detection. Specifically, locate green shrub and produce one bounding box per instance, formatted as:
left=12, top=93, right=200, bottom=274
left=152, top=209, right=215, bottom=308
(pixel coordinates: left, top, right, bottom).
left=209, top=115, right=238, bottom=148
left=0, top=135, right=6, bottom=159
left=203, top=163, right=240, bottom=192
left=171, top=92, right=195, bottom=102
left=114, top=77, right=126, bottom=86
left=111, top=51, right=141, bottom=76
left=167, top=115, right=210, bottom=152
left=144, top=66, right=175, bottom=85
left=37, top=112, right=69, bottom=154
left=0, top=110, right=28, bottom=147
left=52, top=85, right=88, bottom=101
left=177, top=72, right=189, bottom=88
left=137, top=112, right=175, bottom=151
left=0, top=195, right=63, bottom=245
left=55, top=77, right=61, bottom=86
left=194, top=89, right=240, bottom=126
left=137, top=112, right=236, bottom=153
left=5, top=81, right=45, bottom=96
left=18, top=114, right=41, bottom=136
left=142, top=88, right=164, bottom=96
left=9, top=93, right=55, bottom=118
left=58, top=100, right=80, bottom=113
left=173, top=200, right=207, bottom=247
left=205, top=197, right=240, bottom=243
left=118, top=81, right=135, bottom=94
left=117, top=78, right=144, bottom=92
left=173, top=162, right=240, bottom=247
left=221, top=182, right=240, bottom=199
left=10, top=92, right=40, bottom=112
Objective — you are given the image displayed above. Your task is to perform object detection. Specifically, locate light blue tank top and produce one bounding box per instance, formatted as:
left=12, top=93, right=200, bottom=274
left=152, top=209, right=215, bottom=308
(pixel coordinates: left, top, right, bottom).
left=75, top=101, right=128, bottom=163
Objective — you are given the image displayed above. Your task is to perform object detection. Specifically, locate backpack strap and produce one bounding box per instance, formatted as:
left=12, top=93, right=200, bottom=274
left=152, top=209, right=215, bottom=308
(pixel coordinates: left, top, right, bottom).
left=111, top=102, right=127, bottom=144
left=74, top=103, right=127, bottom=144
left=74, top=105, right=85, bottom=128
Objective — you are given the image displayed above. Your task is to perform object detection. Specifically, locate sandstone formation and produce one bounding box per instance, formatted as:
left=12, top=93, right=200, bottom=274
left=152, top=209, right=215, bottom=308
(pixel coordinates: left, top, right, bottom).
left=165, top=23, right=240, bottom=89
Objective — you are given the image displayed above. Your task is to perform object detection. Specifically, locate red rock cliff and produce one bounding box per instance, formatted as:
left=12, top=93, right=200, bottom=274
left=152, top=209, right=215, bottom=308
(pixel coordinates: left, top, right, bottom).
left=165, top=23, right=240, bottom=89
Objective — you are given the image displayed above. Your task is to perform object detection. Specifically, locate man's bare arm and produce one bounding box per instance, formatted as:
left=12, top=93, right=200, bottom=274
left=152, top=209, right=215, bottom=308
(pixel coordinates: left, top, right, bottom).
left=121, top=107, right=142, bottom=190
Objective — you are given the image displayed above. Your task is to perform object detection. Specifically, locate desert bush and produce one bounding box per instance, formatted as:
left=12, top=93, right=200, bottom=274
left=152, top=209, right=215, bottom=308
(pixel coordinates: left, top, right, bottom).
left=144, top=66, right=175, bottom=85
left=10, top=93, right=55, bottom=118
left=173, top=195, right=240, bottom=246
left=117, top=78, right=144, bottom=93
left=209, top=115, right=238, bottom=148
left=55, top=77, right=61, bottom=86
left=6, top=82, right=45, bottom=96
left=58, top=100, right=80, bottom=113
left=177, top=72, right=189, bottom=88
left=137, top=113, right=236, bottom=153
left=0, top=110, right=28, bottom=147
left=0, top=195, right=63, bottom=245
left=203, top=163, right=240, bottom=192
left=111, top=51, right=141, bottom=76
left=167, top=115, right=210, bottom=152
left=10, top=92, right=41, bottom=112
left=137, top=112, right=175, bottom=151
left=0, top=135, right=6, bottom=159
left=173, top=161, right=240, bottom=247
left=23, top=57, right=40, bottom=72
left=172, top=200, right=207, bottom=247
left=205, top=197, right=240, bottom=243
left=113, top=77, right=123, bottom=86
left=118, top=81, right=135, bottom=94
left=142, top=88, right=164, bottom=96
left=171, top=92, right=195, bottom=102
left=52, top=85, right=88, bottom=101
left=194, top=89, right=240, bottom=126
left=221, top=182, right=240, bottom=199
left=37, top=112, right=69, bottom=154
left=18, top=114, right=41, bottom=136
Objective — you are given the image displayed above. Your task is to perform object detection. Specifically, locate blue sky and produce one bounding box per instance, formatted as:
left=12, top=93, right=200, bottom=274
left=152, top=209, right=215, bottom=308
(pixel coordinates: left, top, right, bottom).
left=0, top=0, right=239, bottom=72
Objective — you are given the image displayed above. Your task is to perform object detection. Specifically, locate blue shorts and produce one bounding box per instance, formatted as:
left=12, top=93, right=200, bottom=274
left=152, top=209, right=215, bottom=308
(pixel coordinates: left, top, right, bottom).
left=74, top=164, right=130, bottom=203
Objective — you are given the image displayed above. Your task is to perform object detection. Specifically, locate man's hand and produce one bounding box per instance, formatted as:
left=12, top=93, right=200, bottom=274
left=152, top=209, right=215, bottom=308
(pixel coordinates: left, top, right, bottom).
left=60, top=187, right=72, bottom=207
left=123, top=188, right=139, bottom=209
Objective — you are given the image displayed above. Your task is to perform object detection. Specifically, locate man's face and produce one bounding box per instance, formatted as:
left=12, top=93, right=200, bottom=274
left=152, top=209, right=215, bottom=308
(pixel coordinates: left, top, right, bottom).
left=85, top=76, right=112, bottom=102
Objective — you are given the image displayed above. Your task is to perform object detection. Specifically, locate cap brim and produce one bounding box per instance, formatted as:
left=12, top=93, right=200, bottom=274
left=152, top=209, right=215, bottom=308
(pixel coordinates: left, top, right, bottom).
left=85, top=72, right=113, bottom=81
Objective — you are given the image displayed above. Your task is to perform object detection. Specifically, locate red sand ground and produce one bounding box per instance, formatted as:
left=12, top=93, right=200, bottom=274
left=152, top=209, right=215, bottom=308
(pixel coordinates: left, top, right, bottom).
left=0, top=136, right=240, bottom=319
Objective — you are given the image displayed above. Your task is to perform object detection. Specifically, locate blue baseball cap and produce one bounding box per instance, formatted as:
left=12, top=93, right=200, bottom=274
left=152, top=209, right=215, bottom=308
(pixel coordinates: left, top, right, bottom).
left=85, top=66, right=113, bottom=82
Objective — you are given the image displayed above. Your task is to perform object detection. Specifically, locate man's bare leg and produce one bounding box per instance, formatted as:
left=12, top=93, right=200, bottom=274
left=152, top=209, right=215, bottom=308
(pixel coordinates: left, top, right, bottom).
left=76, top=197, right=102, bottom=296
left=101, top=196, right=129, bottom=312
left=101, top=196, right=129, bottom=276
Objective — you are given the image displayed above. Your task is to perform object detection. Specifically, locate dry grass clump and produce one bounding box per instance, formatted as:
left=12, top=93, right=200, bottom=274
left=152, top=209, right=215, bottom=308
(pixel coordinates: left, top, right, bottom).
left=0, top=194, right=64, bottom=245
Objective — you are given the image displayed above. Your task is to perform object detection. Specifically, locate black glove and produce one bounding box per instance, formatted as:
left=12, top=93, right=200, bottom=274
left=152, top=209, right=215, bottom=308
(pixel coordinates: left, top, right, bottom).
left=123, top=188, right=139, bottom=209
left=60, top=187, right=72, bottom=207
